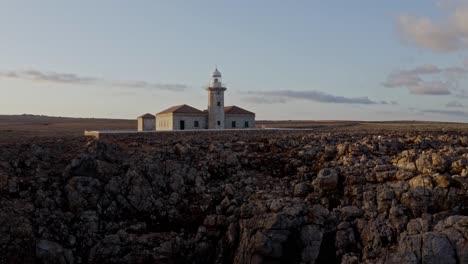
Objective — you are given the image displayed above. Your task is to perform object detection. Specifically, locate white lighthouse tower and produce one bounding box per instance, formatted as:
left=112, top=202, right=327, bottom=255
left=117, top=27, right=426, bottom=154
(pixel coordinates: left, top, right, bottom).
left=206, top=67, right=227, bottom=129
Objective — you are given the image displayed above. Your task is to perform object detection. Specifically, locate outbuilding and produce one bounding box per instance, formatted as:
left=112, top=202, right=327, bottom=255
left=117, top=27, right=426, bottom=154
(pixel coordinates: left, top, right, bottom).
left=137, top=113, right=156, bottom=131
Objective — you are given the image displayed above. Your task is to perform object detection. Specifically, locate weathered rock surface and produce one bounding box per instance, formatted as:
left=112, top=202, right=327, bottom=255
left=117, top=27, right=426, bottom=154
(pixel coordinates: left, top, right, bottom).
left=0, top=131, right=467, bottom=263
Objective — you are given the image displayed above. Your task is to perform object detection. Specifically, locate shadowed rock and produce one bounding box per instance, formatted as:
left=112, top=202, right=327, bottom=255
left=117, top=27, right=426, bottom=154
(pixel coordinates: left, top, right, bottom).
left=0, top=130, right=467, bottom=263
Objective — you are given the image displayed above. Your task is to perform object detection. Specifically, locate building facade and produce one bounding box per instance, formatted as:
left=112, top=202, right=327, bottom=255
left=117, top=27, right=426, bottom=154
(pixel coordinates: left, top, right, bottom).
left=137, top=113, right=156, bottom=131
left=156, top=105, right=207, bottom=130
left=149, top=68, right=255, bottom=131
left=224, top=106, right=255, bottom=129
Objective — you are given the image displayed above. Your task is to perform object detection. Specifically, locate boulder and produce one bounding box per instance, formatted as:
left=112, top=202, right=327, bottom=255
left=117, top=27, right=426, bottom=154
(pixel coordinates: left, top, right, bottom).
left=408, top=175, right=433, bottom=189
left=431, top=173, right=450, bottom=188
left=293, top=182, right=310, bottom=197
left=312, top=168, right=339, bottom=191
left=415, top=153, right=432, bottom=174
left=36, top=240, right=73, bottom=264
left=395, top=170, right=415, bottom=181
left=65, top=176, right=102, bottom=212
left=300, top=225, right=323, bottom=262
left=421, top=232, right=457, bottom=264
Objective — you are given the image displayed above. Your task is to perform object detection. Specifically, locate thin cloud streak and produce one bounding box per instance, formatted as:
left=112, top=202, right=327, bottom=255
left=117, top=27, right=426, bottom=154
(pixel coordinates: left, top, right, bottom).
left=446, top=100, right=465, bottom=108
left=244, top=96, right=287, bottom=104
left=0, top=69, right=187, bottom=91
left=422, top=109, right=468, bottom=117
left=408, top=81, right=451, bottom=95
left=246, top=90, right=382, bottom=105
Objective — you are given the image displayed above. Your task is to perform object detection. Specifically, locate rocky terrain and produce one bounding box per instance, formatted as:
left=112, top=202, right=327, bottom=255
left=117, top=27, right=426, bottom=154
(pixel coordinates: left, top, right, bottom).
left=0, top=130, right=467, bottom=263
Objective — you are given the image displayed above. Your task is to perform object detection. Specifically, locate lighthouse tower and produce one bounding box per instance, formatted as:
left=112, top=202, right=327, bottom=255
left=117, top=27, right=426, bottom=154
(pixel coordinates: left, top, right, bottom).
left=207, top=67, right=227, bottom=129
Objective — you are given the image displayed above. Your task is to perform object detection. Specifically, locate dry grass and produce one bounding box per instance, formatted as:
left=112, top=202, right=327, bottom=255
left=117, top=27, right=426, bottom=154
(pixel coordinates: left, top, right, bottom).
left=0, top=115, right=135, bottom=141
left=0, top=114, right=466, bottom=143
left=257, top=120, right=468, bottom=132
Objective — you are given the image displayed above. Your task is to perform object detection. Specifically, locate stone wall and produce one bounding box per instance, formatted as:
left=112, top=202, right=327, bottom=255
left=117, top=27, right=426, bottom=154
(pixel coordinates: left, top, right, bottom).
left=86, top=129, right=312, bottom=141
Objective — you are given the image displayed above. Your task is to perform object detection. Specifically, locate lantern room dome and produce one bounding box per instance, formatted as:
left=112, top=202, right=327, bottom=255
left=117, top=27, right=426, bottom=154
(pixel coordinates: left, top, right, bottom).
left=212, top=67, right=222, bottom=78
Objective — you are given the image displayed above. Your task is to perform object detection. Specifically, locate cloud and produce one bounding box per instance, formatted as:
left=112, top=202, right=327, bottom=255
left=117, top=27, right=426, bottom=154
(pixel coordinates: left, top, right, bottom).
left=446, top=100, right=465, bottom=107
left=243, top=96, right=287, bottom=104
left=379, top=100, right=399, bottom=105
left=383, top=64, right=467, bottom=95
left=422, top=109, right=468, bottom=117
left=19, top=70, right=98, bottom=84
left=455, top=89, right=468, bottom=98
left=464, top=58, right=468, bottom=67
left=396, top=2, right=468, bottom=52
left=0, top=69, right=187, bottom=91
left=245, top=90, right=381, bottom=105
left=408, top=81, right=452, bottom=95
left=383, top=72, right=421, bottom=88
left=405, top=64, right=442, bottom=75
left=110, top=80, right=186, bottom=91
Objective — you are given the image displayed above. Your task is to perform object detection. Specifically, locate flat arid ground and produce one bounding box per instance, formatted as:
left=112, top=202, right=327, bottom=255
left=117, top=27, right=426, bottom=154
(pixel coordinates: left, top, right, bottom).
left=1, top=114, right=467, bottom=142
left=0, top=114, right=467, bottom=263
left=0, top=114, right=135, bottom=141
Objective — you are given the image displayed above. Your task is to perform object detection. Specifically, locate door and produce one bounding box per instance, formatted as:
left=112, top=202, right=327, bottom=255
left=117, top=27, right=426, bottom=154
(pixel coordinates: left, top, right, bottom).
left=180, top=120, right=185, bottom=130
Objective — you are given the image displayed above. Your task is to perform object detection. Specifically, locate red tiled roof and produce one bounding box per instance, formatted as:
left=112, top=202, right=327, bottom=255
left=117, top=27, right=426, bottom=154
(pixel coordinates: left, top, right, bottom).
left=156, top=104, right=205, bottom=115
left=138, top=113, right=155, bottom=118
left=224, top=106, right=255, bottom=115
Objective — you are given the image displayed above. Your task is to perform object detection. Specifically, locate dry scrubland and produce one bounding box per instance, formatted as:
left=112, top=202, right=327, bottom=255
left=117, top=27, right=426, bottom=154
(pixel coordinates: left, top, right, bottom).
left=1, top=114, right=468, bottom=141
left=0, top=115, right=467, bottom=263
left=0, top=115, right=135, bottom=141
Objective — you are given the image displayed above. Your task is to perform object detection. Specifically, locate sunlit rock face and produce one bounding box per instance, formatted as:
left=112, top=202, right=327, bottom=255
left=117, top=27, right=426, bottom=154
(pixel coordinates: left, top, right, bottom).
left=0, top=130, right=467, bottom=264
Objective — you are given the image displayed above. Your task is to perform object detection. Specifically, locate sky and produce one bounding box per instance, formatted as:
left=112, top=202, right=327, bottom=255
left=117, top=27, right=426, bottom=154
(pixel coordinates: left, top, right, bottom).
left=0, top=0, right=467, bottom=122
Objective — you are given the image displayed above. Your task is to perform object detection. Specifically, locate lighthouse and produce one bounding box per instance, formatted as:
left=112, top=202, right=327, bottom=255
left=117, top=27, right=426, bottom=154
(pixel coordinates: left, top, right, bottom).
left=206, top=67, right=227, bottom=129
left=152, top=67, right=255, bottom=131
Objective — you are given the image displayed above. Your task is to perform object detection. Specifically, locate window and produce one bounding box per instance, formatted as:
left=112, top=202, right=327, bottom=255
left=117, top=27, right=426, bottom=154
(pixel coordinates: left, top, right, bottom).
left=217, top=121, right=221, bottom=126
left=214, top=78, right=218, bottom=83
left=217, top=101, right=221, bottom=106
left=244, top=121, right=249, bottom=128
left=232, top=121, right=236, bottom=128
left=194, top=120, right=199, bottom=127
